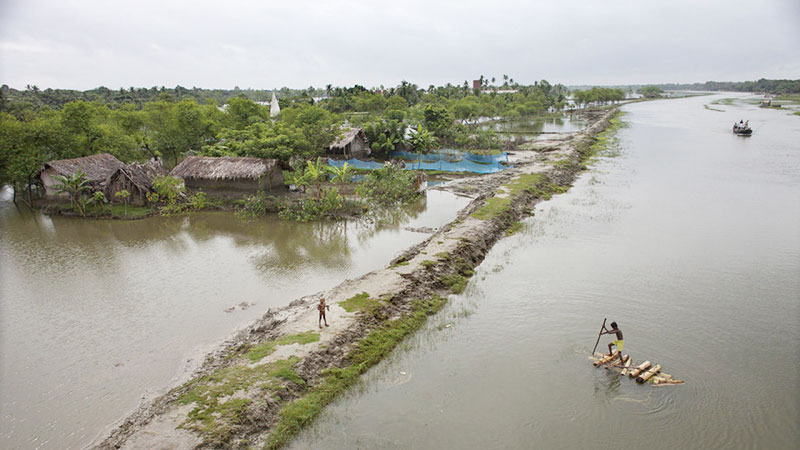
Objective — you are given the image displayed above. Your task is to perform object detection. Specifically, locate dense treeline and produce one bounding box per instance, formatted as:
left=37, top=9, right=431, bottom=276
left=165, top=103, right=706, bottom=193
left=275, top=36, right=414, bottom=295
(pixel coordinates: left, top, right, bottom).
left=653, top=79, right=800, bottom=94
left=0, top=84, right=322, bottom=112
left=0, top=77, right=572, bottom=203
left=571, top=87, right=627, bottom=108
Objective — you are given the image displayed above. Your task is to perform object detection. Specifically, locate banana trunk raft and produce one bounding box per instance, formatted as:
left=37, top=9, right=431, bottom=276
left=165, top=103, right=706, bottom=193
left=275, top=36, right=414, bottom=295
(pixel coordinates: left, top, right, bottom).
left=590, top=351, right=684, bottom=386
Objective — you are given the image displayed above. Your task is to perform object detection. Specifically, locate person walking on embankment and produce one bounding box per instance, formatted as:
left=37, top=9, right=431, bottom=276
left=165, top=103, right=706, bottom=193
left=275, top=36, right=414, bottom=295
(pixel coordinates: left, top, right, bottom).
left=318, top=297, right=329, bottom=329
left=600, top=321, right=624, bottom=359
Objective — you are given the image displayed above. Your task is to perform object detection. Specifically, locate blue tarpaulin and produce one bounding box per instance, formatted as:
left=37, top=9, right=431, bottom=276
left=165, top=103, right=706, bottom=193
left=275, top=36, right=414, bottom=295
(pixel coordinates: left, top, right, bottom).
left=329, top=155, right=511, bottom=174
left=390, top=149, right=509, bottom=164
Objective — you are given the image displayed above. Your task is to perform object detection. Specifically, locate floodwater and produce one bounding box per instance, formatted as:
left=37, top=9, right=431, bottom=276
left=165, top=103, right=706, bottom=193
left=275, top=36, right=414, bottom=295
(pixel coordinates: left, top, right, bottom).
left=478, top=115, right=586, bottom=142
left=0, top=190, right=471, bottom=449
left=288, top=94, right=800, bottom=450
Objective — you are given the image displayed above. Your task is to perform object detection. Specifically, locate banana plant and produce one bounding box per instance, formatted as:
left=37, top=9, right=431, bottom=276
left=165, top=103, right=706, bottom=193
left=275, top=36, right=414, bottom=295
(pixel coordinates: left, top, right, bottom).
left=52, top=168, right=92, bottom=216
left=326, top=162, right=355, bottom=185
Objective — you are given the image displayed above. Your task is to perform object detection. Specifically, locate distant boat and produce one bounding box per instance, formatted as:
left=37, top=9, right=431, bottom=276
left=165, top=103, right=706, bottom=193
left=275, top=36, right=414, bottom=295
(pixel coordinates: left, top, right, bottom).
left=733, top=122, right=753, bottom=135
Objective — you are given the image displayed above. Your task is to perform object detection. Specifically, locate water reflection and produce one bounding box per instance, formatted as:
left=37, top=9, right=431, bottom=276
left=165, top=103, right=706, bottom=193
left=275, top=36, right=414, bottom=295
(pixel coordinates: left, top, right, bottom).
left=476, top=115, right=586, bottom=142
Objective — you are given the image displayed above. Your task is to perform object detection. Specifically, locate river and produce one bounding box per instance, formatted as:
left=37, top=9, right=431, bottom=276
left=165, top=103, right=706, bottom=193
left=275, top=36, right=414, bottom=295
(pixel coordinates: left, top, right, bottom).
left=0, top=190, right=471, bottom=449
left=287, top=94, right=800, bottom=449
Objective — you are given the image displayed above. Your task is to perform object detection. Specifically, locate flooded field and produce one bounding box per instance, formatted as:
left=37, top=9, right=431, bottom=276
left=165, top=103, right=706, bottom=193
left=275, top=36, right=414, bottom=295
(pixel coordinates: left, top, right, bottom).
left=0, top=190, right=471, bottom=449
left=288, top=94, right=800, bottom=449
left=478, top=115, right=586, bottom=142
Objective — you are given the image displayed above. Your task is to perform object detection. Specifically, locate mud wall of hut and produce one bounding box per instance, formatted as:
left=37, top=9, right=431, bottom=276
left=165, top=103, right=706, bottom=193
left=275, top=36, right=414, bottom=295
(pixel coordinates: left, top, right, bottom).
left=40, top=169, right=72, bottom=199
left=106, top=176, right=147, bottom=206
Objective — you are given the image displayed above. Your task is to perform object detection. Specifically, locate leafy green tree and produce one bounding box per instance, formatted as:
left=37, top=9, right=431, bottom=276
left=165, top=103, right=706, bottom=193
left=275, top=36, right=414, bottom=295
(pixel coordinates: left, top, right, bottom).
left=423, top=104, right=454, bottom=138
left=0, top=112, right=66, bottom=204
left=640, top=86, right=664, bottom=98
left=225, top=97, right=266, bottom=129
left=143, top=100, right=218, bottom=166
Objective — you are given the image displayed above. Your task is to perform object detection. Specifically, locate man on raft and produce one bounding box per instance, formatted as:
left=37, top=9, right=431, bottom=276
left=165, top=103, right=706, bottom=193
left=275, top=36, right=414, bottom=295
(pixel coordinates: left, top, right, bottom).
left=600, top=321, right=624, bottom=359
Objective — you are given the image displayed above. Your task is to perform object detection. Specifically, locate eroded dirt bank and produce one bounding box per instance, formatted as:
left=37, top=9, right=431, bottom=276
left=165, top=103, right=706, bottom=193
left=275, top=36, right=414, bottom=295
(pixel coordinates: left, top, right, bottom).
left=94, top=108, right=618, bottom=450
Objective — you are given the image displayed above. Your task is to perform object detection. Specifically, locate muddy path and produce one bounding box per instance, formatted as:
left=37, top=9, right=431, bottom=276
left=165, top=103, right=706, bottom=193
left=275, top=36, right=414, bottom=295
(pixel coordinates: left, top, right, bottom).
left=94, top=108, right=618, bottom=450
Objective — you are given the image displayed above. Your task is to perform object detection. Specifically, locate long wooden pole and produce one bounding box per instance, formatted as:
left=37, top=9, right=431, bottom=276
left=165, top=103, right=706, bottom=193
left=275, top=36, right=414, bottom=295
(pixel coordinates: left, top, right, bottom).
left=591, top=318, right=607, bottom=355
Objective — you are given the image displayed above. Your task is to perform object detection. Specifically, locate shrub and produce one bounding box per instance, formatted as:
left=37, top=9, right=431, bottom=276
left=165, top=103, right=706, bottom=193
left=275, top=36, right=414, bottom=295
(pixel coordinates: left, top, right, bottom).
left=355, top=165, right=420, bottom=205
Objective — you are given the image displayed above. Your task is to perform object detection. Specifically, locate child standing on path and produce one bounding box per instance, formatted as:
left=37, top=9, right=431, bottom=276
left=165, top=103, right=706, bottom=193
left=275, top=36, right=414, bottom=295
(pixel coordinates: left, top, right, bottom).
left=318, top=297, right=329, bottom=329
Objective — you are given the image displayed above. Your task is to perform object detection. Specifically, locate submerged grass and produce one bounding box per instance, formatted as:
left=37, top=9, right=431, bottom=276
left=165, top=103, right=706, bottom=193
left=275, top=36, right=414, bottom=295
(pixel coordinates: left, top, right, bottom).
left=441, top=274, right=469, bottom=293
left=505, top=221, right=524, bottom=236
left=711, top=98, right=736, bottom=106
left=265, top=295, right=449, bottom=449
left=586, top=111, right=626, bottom=161
left=246, top=331, right=321, bottom=362
left=389, top=260, right=409, bottom=269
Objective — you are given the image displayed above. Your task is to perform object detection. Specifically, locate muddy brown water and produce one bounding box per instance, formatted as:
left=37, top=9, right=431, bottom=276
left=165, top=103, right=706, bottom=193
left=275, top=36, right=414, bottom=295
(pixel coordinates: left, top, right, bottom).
left=478, top=115, right=586, bottom=142
left=287, top=94, right=800, bottom=449
left=0, top=190, right=471, bottom=449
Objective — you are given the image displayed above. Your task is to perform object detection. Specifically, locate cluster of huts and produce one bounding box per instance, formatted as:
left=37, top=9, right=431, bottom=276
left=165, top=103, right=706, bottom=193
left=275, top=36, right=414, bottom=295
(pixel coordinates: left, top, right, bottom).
left=36, top=127, right=372, bottom=206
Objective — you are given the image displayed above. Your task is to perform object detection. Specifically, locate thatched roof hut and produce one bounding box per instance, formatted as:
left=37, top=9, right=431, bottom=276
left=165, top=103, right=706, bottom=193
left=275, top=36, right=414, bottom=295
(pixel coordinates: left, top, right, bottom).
left=106, top=160, right=167, bottom=206
left=38, top=153, right=126, bottom=198
left=327, top=128, right=370, bottom=159
left=170, top=156, right=283, bottom=195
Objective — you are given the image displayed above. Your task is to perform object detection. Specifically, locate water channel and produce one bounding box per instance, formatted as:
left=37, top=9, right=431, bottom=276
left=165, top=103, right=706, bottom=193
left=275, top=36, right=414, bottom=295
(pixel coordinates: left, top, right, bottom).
left=0, top=190, right=471, bottom=449
left=288, top=94, right=800, bottom=449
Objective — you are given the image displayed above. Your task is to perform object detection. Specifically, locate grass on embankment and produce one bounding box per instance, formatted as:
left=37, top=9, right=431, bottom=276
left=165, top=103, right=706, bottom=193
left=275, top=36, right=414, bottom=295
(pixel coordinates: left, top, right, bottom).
left=265, top=295, right=448, bottom=449
left=470, top=173, right=567, bottom=221
left=246, top=331, right=321, bottom=362
left=178, top=357, right=306, bottom=445
left=173, top=331, right=320, bottom=445
left=339, top=292, right=380, bottom=313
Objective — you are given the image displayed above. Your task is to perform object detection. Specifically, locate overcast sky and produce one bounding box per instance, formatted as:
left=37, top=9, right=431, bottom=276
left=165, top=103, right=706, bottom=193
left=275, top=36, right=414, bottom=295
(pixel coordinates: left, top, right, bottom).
left=1, top=0, right=798, bottom=90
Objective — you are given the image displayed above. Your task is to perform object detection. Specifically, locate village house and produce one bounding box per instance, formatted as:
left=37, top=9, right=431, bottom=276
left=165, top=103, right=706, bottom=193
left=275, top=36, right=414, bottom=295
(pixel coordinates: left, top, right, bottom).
left=169, top=156, right=283, bottom=196
left=326, top=127, right=370, bottom=159
left=105, top=160, right=167, bottom=206
left=37, top=153, right=126, bottom=199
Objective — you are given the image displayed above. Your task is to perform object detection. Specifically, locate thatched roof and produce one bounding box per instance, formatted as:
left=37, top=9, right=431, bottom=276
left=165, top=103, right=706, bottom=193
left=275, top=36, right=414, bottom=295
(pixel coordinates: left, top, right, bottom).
left=109, top=160, right=167, bottom=192
left=170, top=156, right=278, bottom=180
left=329, top=128, right=366, bottom=150
left=41, top=153, right=125, bottom=183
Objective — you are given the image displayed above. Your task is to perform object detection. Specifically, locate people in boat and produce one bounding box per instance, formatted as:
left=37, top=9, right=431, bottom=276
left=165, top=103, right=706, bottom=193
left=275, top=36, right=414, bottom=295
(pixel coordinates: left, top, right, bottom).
left=600, top=321, right=624, bottom=360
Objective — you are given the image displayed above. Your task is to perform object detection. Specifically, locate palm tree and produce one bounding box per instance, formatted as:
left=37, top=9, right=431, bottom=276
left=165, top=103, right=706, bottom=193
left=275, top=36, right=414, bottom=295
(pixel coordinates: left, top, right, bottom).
left=52, top=168, right=92, bottom=216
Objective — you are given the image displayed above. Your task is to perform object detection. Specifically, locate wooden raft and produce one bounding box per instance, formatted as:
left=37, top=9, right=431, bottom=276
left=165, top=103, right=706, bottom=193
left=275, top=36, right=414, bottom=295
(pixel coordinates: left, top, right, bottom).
left=590, top=352, right=684, bottom=386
